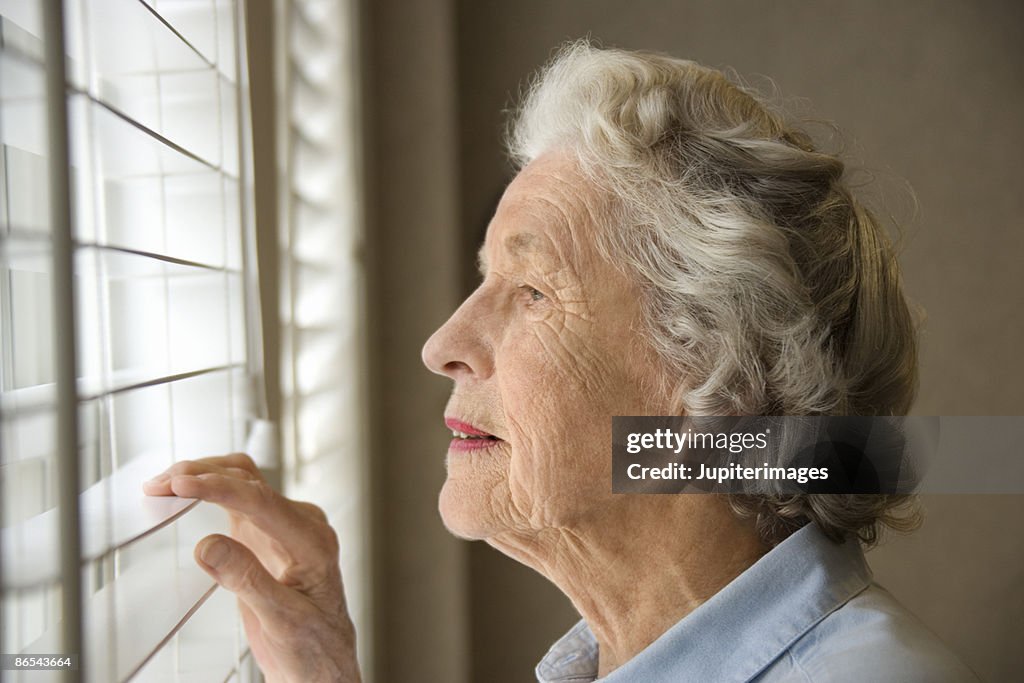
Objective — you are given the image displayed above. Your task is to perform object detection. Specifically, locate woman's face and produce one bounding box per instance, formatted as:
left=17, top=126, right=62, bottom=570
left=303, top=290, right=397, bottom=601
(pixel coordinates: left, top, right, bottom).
left=422, top=153, right=670, bottom=540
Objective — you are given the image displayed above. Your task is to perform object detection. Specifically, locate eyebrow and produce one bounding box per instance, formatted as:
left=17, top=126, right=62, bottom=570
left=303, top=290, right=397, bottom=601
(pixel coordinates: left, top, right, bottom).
left=477, top=232, right=543, bottom=276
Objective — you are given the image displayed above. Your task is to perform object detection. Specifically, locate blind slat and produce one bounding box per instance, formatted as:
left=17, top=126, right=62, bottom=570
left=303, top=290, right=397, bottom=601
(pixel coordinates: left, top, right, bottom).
left=21, top=547, right=218, bottom=681
left=72, top=90, right=227, bottom=177
left=86, top=0, right=212, bottom=74
left=1, top=454, right=198, bottom=590
left=80, top=363, right=242, bottom=403
left=132, top=586, right=241, bottom=683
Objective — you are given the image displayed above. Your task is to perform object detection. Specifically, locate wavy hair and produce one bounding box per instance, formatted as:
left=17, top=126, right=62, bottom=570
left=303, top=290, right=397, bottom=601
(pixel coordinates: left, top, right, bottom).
left=508, top=41, right=921, bottom=546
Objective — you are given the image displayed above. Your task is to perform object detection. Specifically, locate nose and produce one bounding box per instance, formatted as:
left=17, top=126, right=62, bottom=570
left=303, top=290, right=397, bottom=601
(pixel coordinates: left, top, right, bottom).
left=421, top=292, right=494, bottom=381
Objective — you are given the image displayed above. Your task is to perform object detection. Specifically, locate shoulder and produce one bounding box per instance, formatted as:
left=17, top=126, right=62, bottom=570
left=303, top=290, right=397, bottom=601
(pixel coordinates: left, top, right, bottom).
left=761, top=584, right=979, bottom=683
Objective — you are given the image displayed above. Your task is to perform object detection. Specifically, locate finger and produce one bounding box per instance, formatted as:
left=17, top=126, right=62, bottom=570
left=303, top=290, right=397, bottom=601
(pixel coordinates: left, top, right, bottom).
left=143, top=460, right=258, bottom=496
left=173, top=473, right=339, bottom=570
left=147, top=453, right=260, bottom=475
left=194, top=534, right=304, bottom=626
left=143, top=466, right=254, bottom=496
left=169, top=473, right=324, bottom=557
left=295, top=501, right=329, bottom=524
left=189, top=453, right=261, bottom=474
left=168, top=472, right=270, bottom=514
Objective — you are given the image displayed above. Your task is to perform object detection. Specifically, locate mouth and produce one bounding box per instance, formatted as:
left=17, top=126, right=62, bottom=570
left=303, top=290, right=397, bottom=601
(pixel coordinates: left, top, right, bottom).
left=444, top=417, right=504, bottom=452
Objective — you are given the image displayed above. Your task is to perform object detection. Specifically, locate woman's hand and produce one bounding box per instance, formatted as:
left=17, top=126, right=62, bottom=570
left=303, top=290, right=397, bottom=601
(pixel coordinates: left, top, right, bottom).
left=143, top=453, right=361, bottom=683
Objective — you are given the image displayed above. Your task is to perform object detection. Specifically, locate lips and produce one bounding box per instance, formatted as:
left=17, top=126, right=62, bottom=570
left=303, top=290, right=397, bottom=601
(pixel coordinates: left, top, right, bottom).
left=445, top=417, right=503, bottom=452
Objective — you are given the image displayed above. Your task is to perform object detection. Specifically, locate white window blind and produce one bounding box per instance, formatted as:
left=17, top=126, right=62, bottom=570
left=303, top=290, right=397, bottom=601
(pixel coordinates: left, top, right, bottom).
left=275, top=0, right=370, bottom=674
left=0, top=1, right=262, bottom=680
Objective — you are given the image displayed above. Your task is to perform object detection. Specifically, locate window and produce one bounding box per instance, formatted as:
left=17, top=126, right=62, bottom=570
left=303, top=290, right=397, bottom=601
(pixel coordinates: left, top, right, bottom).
left=1, top=0, right=261, bottom=679
left=273, top=0, right=371, bottom=673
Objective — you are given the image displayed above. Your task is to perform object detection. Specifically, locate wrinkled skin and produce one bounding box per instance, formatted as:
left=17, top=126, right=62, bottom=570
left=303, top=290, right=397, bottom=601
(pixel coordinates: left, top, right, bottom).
left=144, top=455, right=360, bottom=683
left=422, top=154, right=764, bottom=675
left=146, top=152, right=765, bottom=680
left=422, top=152, right=670, bottom=540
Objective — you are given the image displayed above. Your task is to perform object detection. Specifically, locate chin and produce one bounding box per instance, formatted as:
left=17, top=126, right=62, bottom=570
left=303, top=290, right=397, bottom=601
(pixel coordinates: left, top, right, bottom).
left=437, top=477, right=503, bottom=540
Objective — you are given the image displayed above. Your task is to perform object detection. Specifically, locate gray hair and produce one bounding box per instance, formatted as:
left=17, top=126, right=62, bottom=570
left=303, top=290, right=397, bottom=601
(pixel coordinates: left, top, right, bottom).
left=508, top=41, right=921, bottom=546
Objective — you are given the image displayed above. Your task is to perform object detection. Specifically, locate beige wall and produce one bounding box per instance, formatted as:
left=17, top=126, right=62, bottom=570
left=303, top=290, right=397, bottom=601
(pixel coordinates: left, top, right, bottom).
left=450, top=1, right=1024, bottom=681
left=362, top=1, right=1023, bottom=680
left=362, top=1, right=468, bottom=681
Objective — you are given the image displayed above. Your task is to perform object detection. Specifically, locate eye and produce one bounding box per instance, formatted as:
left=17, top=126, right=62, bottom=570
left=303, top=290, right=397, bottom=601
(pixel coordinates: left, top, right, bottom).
left=518, top=285, right=546, bottom=304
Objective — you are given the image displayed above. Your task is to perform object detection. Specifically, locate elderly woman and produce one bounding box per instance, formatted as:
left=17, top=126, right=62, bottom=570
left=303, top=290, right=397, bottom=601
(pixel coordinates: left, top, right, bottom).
left=146, top=43, right=976, bottom=681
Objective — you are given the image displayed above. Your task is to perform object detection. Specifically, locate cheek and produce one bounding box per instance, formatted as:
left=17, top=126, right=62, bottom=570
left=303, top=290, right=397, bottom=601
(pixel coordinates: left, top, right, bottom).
left=499, top=319, right=638, bottom=521
left=503, top=315, right=637, bottom=426
left=440, top=310, right=664, bottom=536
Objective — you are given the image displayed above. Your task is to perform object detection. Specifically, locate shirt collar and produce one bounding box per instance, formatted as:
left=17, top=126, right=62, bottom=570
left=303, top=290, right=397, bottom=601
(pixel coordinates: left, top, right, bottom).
left=536, top=523, right=872, bottom=682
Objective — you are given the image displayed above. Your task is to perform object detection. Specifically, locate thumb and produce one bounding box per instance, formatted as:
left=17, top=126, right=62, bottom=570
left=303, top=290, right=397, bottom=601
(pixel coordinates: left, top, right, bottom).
left=195, top=534, right=297, bottom=624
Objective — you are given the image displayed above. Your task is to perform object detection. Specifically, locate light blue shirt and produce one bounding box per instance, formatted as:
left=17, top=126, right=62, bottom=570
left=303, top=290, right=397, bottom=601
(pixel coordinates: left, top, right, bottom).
left=535, top=523, right=978, bottom=682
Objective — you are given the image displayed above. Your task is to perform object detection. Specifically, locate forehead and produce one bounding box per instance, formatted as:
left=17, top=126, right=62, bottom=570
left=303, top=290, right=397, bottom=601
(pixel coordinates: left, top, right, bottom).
left=479, top=154, right=606, bottom=273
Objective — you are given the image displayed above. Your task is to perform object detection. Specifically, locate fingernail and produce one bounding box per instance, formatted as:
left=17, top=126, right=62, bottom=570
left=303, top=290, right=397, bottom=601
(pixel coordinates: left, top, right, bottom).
left=147, top=473, right=170, bottom=484
left=201, top=539, right=230, bottom=568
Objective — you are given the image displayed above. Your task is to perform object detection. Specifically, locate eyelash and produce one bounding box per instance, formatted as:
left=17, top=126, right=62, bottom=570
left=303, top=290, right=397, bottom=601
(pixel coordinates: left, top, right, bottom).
left=518, top=285, right=546, bottom=304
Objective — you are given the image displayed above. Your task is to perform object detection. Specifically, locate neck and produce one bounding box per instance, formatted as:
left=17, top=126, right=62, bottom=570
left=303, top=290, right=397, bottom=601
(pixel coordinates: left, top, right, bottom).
left=488, top=496, right=766, bottom=676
